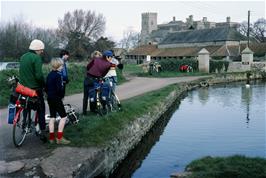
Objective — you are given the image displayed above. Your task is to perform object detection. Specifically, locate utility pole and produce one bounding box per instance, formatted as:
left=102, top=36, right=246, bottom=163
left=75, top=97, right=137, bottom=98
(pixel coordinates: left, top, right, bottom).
left=247, top=10, right=250, bottom=47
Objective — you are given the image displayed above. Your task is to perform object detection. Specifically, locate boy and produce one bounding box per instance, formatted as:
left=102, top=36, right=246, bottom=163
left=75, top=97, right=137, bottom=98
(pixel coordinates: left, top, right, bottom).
left=46, top=58, right=70, bottom=144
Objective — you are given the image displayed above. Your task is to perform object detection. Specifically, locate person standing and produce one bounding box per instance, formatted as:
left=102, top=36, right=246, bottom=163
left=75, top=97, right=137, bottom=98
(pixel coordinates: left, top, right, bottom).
left=46, top=58, right=70, bottom=144
left=59, top=50, right=70, bottom=97
left=82, top=50, right=112, bottom=115
left=19, top=39, right=47, bottom=142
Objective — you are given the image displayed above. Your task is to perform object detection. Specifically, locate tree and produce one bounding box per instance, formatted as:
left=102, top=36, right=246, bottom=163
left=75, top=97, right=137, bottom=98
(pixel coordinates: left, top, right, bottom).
left=0, top=17, right=60, bottom=62
left=119, top=28, right=140, bottom=51
left=57, top=9, right=106, bottom=60
left=91, top=37, right=115, bottom=55
left=238, top=18, right=266, bottom=42
left=252, top=18, right=266, bottom=42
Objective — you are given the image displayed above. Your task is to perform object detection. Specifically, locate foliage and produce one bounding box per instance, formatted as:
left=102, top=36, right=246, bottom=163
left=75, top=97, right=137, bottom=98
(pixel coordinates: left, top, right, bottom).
left=209, top=60, right=229, bottom=73
left=0, top=69, right=19, bottom=106
left=90, top=37, right=115, bottom=56
left=159, top=58, right=198, bottom=72
left=186, top=155, right=266, bottom=178
left=0, top=19, right=60, bottom=62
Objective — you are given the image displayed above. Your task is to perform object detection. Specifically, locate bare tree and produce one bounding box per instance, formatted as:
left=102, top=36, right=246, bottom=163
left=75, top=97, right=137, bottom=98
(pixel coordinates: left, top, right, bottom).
left=252, top=18, right=266, bottom=42
left=238, top=18, right=266, bottom=42
left=238, top=21, right=249, bottom=36
left=57, top=9, right=106, bottom=60
left=119, top=28, right=140, bottom=51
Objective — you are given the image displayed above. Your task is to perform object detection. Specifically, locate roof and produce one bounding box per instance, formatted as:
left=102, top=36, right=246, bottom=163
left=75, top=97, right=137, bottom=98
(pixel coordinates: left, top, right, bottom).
left=159, top=27, right=247, bottom=45
left=127, top=44, right=157, bottom=55
left=127, top=43, right=266, bottom=57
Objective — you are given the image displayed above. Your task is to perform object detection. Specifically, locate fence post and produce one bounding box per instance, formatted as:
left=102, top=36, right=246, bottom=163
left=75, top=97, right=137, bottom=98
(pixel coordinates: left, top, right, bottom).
left=198, top=48, right=210, bottom=73
left=241, top=47, right=253, bottom=71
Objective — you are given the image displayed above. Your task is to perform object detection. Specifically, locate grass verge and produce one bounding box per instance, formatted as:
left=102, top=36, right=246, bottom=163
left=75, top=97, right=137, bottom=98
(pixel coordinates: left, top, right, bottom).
left=64, top=84, right=177, bottom=147
left=185, top=155, right=266, bottom=178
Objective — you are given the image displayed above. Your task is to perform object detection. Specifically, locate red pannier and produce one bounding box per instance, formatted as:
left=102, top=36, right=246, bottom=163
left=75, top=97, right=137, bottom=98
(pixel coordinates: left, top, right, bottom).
left=15, top=83, right=38, bottom=97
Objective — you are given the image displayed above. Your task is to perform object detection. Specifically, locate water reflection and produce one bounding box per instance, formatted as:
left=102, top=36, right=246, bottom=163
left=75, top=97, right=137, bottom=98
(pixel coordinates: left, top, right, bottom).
left=241, top=85, right=252, bottom=128
left=110, top=95, right=186, bottom=178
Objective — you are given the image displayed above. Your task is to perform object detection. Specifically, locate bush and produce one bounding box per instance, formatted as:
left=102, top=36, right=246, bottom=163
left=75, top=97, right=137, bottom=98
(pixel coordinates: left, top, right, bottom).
left=159, top=58, right=198, bottom=72
left=209, top=60, right=229, bottom=73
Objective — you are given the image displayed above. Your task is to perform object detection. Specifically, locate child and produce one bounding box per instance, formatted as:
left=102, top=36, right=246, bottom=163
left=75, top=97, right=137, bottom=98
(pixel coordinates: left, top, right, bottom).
left=46, top=58, right=70, bottom=144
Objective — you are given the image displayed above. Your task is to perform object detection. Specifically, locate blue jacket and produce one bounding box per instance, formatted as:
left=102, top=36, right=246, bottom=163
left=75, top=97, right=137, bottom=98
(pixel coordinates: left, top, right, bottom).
left=46, top=70, right=64, bottom=100
left=60, top=58, right=68, bottom=83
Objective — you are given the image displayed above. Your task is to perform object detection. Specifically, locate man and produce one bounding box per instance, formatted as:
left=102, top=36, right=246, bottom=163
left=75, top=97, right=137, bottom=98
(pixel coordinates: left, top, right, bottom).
left=59, top=50, right=70, bottom=97
left=19, top=39, right=47, bottom=142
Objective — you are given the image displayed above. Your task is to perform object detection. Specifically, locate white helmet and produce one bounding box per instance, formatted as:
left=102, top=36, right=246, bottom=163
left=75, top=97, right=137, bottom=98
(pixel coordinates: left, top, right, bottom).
left=29, top=39, right=45, bottom=50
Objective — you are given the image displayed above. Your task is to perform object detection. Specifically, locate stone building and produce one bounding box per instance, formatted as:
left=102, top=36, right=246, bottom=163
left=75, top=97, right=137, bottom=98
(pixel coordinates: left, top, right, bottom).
left=140, top=12, right=240, bottom=45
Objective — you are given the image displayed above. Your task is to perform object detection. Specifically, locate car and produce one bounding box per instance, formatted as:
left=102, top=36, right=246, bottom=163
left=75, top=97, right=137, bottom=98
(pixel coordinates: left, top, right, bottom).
left=0, top=62, right=20, bottom=71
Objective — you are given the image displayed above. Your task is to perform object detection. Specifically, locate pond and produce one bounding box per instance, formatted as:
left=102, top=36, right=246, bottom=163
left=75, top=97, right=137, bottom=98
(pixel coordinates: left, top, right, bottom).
left=110, top=80, right=266, bottom=178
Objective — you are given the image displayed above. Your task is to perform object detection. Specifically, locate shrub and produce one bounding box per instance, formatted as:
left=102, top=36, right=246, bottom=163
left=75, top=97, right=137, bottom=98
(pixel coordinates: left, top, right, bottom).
left=159, top=58, right=198, bottom=72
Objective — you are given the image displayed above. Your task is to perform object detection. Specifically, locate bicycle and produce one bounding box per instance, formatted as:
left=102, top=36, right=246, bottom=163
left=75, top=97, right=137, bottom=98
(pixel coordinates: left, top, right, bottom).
left=89, top=78, right=109, bottom=116
left=13, top=94, right=40, bottom=147
left=104, top=78, right=121, bottom=112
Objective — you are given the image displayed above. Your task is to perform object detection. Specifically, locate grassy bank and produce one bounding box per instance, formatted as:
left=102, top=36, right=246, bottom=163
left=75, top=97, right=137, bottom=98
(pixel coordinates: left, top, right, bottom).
left=185, top=155, right=266, bottom=178
left=64, top=84, right=177, bottom=147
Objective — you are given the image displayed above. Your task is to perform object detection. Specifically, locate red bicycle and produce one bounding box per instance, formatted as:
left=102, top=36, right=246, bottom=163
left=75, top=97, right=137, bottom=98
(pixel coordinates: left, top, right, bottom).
left=7, top=75, right=40, bottom=147
left=12, top=94, right=40, bottom=147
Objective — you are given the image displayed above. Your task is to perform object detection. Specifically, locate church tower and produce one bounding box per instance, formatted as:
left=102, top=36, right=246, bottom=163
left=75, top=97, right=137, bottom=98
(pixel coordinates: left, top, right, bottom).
left=140, top=12, right=157, bottom=44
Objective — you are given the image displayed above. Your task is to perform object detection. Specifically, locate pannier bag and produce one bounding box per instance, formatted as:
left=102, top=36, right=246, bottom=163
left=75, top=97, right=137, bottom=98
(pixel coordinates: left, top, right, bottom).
left=15, top=83, right=38, bottom=97
left=7, top=103, right=16, bottom=124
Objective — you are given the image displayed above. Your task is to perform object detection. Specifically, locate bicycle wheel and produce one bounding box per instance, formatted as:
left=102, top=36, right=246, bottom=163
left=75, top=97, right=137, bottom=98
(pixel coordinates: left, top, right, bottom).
left=13, top=108, right=29, bottom=147
left=110, top=91, right=121, bottom=112
left=96, top=99, right=108, bottom=116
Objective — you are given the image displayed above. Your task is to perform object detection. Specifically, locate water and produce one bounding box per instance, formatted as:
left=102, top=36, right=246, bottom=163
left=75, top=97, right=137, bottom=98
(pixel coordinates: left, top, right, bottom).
left=111, top=81, right=266, bottom=178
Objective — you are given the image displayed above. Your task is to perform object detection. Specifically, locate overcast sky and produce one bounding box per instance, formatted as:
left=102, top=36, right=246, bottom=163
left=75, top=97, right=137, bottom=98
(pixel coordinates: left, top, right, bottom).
left=0, top=0, right=265, bottom=42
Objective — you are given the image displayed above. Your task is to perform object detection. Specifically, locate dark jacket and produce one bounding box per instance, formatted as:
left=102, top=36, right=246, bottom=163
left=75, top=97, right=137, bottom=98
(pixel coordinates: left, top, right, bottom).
left=19, top=51, right=45, bottom=89
left=87, top=57, right=111, bottom=78
left=46, top=70, right=64, bottom=100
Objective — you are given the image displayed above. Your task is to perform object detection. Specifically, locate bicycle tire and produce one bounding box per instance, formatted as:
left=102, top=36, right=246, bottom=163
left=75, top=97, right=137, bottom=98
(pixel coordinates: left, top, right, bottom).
left=110, top=91, right=121, bottom=112
left=13, top=108, right=28, bottom=147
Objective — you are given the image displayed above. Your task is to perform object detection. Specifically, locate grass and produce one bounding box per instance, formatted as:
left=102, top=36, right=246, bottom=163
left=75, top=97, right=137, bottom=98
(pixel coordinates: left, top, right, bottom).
left=137, top=71, right=210, bottom=78
left=122, top=64, right=210, bottom=78
left=186, top=155, right=266, bottom=178
left=64, top=84, right=177, bottom=147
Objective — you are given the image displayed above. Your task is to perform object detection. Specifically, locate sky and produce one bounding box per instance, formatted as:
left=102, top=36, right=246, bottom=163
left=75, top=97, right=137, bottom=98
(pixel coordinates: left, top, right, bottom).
left=0, top=0, right=265, bottom=43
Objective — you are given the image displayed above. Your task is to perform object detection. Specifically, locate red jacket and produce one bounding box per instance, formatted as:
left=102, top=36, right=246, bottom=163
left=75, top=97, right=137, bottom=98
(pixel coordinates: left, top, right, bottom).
left=87, top=57, right=112, bottom=78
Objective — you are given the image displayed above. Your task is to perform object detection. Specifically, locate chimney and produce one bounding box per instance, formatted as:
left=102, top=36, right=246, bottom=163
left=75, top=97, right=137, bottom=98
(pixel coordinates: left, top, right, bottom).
left=203, top=17, right=207, bottom=22
left=226, top=16, right=231, bottom=23
left=173, top=16, right=176, bottom=22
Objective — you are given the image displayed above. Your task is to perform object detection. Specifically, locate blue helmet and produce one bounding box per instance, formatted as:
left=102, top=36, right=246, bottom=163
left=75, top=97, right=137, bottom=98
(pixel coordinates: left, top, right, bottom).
left=103, top=50, right=113, bottom=57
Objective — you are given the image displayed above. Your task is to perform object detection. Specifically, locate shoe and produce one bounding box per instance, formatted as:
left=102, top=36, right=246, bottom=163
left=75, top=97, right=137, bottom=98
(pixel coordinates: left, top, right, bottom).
left=49, top=139, right=55, bottom=144
left=56, top=137, right=71, bottom=145
left=40, top=132, right=48, bottom=143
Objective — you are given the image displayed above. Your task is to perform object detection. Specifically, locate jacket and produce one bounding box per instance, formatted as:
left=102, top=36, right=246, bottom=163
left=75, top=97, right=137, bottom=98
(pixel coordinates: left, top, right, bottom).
left=19, top=51, right=45, bottom=89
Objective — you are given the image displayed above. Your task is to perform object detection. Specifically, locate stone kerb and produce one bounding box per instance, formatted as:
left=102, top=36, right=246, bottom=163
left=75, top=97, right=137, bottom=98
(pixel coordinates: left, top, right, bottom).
left=241, top=47, right=253, bottom=71
left=198, top=48, right=210, bottom=73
